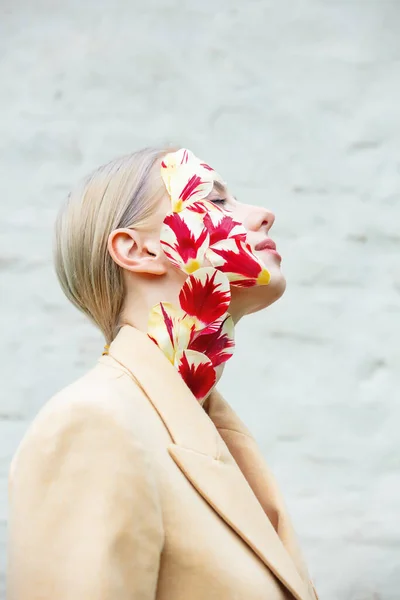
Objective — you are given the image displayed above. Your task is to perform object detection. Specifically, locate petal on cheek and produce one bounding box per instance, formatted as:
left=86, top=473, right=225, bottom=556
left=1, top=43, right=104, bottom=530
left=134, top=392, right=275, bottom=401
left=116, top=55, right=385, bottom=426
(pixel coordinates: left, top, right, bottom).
left=205, top=239, right=271, bottom=287
left=203, top=210, right=247, bottom=245
left=160, top=209, right=210, bottom=273
left=187, top=199, right=223, bottom=215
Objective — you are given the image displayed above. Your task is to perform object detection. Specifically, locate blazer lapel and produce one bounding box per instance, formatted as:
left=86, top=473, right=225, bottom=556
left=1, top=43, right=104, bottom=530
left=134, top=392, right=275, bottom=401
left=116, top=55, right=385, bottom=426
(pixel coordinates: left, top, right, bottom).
left=106, top=325, right=310, bottom=600
left=205, top=389, right=316, bottom=597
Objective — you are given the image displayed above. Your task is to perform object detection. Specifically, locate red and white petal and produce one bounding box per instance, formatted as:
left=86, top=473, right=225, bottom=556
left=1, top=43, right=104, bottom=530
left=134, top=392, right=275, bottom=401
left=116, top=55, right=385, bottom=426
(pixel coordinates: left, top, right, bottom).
left=174, top=314, right=199, bottom=353
left=147, top=302, right=182, bottom=363
left=148, top=302, right=197, bottom=363
left=173, top=150, right=224, bottom=184
left=176, top=148, right=195, bottom=165
left=160, top=153, right=180, bottom=198
left=161, top=148, right=194, bottom=171
left=172, top=169, right=214, bottom=211
left=166, top=170, right=214, bottom=212
left=198, top=162, right=225, bottom=185
left=175, top=349, right=216, bottom=403
left=201, top=205, right=247, bottom=245
left=187, top=200, right=247, bottom=245
left=186, top=199, right=224, bottom=217
left=189, top=315, right=235, bottom=367
left=160, top=209, right=210, bottom=274
left=205, top=238, right=271, bottom=287
left=161, top=149, right=225, bottom=212
left=160, top=149, right=197, bottom=196
left=178, top=267, right=231, bottom=325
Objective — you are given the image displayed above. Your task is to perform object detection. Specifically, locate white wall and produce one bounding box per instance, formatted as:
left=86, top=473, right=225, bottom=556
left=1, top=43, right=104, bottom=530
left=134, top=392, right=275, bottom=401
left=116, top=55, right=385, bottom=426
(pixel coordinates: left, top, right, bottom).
left=1, top=1, right=399, bottom=598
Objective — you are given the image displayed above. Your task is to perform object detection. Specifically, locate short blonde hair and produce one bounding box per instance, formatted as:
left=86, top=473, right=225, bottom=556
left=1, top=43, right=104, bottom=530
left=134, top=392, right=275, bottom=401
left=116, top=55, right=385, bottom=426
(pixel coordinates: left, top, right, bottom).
left=53, top=147, right=171, bottom=345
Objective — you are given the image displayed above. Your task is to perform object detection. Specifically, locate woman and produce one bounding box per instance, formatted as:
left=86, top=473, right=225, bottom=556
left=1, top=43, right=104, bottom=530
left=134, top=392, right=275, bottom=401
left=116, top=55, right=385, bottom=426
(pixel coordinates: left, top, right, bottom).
left=7, top=147, right=319, bottom=600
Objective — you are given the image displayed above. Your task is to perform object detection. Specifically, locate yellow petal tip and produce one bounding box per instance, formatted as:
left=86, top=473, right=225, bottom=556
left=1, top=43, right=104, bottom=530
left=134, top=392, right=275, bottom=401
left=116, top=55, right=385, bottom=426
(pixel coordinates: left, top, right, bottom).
left=257, top=269, right=271, bottom=285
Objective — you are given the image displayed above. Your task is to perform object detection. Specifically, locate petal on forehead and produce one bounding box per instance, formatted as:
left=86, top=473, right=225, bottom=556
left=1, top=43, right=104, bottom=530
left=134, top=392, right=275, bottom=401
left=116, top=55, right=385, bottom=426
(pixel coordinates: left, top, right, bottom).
left=161, top=149, right=225, bottom=210
left=176, top=148, right=197, bottom=165
left=175, top=171, right=214, bottom=207
left=161, top=148, right=195, bottom=169
left=163, top=165, right=214, bottom=211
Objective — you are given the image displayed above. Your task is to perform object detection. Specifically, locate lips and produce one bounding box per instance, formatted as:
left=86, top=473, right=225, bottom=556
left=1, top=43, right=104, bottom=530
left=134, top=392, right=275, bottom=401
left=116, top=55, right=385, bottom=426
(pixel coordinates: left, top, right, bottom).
left=254, top=238, right=277, bottom=252
left=254, top=237, right=282, bottom=262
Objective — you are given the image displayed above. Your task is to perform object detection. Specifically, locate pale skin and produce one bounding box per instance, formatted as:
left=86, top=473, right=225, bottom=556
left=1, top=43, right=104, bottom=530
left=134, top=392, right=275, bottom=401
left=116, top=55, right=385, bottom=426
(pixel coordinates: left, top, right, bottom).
left=107, top=175, right=286, bottom=330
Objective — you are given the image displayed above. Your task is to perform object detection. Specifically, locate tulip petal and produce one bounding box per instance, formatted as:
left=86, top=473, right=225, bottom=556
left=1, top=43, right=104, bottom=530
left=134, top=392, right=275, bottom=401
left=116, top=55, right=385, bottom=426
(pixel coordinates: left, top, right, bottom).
left=148, top=302, right=180, bottom=363
left=186, top=199, right=224, bottom=217
left=201, top=204, right=247, bottom=245
left=186, top=200, right=247, bottom=245
left=178, top=267, right=231, bottom=325
left=163, top=164, right=214, bottom=212
left=160, top=209, right=210, bottom=274
left=189, top=315, right=235, bottom=367
left=148, top=302, right=197, bottom=363
left=175, top=349, right=216, bottom=403
left=160, top=148, right=195, bottom=197
left=198, top=162, right=225, bottom=184
left=161, top=149, right=225, bottom=211
left=206, top=238, right=271, bottom=287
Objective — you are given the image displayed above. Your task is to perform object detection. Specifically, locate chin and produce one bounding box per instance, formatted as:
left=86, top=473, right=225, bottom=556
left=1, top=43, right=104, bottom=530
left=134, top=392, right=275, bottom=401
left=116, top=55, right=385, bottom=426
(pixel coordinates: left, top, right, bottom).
left=230, top=268, right=286, bottom=320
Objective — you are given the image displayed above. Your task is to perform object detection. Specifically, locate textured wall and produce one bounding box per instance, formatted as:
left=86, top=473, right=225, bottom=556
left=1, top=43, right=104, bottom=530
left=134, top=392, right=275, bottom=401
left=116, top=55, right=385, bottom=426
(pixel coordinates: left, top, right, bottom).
left=1, top=1, right=400, bottom=598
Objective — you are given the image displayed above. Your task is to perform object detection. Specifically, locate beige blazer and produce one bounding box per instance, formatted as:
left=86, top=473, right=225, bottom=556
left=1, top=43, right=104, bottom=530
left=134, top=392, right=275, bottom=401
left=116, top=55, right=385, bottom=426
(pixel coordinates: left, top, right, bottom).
left=7, top=325, right=319, bottom=600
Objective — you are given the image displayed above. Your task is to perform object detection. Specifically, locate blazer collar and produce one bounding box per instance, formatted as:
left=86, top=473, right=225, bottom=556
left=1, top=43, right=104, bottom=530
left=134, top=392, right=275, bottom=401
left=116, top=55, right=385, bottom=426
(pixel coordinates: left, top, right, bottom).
left=105, top=325, right=311, bottom=600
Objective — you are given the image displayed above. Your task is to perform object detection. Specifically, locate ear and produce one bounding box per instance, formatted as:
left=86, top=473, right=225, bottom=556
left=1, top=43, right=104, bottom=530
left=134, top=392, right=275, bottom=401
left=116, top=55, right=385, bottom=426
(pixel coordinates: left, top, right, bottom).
left=107, top=228, right=167, bottom=276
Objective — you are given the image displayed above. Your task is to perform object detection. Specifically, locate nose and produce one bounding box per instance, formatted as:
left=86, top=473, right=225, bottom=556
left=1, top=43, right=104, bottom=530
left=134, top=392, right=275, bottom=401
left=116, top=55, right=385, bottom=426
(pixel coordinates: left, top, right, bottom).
left=244, top=205, right=275, bottom=234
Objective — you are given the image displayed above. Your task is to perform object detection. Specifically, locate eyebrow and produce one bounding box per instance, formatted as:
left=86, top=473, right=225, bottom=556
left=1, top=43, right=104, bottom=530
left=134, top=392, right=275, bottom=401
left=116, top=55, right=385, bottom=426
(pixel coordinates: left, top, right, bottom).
left=211, top=180, right=228, bottom=195
left=207, top=180, right=238, bottom=203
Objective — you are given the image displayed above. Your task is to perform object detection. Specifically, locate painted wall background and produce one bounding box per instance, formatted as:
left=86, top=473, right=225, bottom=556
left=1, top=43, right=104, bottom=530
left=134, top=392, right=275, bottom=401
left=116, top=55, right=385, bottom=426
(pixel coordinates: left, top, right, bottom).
left=0, top=1, right=399, bottom=598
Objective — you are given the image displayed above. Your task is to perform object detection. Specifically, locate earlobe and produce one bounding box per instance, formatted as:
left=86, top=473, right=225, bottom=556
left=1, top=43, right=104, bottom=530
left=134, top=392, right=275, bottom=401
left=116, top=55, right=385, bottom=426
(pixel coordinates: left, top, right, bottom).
left=137, top=239, right=168, bottom=276
left=107, top=228, right=167, bottom=276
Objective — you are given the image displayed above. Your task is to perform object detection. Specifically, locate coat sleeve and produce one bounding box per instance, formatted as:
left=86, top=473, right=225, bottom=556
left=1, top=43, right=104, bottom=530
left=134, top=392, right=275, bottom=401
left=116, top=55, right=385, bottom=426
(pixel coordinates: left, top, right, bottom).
left=7, top=401, right=165, bottom=600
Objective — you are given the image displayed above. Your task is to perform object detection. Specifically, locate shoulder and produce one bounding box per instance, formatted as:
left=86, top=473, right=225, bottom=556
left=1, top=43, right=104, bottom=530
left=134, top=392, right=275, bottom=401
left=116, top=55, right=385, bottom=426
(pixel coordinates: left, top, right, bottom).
left=17, top=354, right=153, bottom=434
left=9, top=357, right=157, bottom=484
left=7, top=363, right=165, bottom=581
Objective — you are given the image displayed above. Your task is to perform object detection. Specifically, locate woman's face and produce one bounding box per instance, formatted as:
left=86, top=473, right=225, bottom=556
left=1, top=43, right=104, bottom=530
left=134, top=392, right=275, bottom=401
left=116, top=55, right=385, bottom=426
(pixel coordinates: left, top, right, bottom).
left=207, top=184, right=286, bottom=319
left=151, top=182, right=286, bottom=323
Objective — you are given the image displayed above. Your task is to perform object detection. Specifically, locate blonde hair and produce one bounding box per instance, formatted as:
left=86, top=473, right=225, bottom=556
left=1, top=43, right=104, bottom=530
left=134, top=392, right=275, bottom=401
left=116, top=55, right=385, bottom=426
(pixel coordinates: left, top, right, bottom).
left=53, top=147, right=171, bottom=345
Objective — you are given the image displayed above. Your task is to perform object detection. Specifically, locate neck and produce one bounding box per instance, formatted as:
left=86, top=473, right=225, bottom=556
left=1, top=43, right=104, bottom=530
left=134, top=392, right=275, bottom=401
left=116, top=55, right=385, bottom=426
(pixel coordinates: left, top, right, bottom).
left=119, top=279, right=228, bottom=403
left=120, top=272, right=184, bottom=333
left=120, top=272, right=247, bottom=333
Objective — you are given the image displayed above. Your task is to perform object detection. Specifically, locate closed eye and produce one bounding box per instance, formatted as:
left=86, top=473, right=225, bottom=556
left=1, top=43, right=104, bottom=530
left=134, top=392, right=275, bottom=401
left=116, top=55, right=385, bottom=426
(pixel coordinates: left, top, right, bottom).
left=210, top=198, right=227, bottom=205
